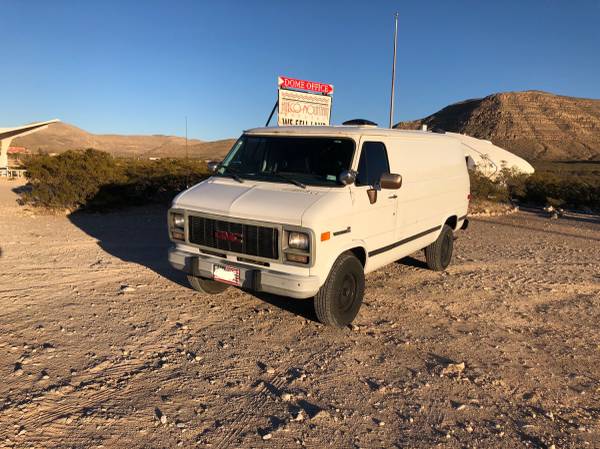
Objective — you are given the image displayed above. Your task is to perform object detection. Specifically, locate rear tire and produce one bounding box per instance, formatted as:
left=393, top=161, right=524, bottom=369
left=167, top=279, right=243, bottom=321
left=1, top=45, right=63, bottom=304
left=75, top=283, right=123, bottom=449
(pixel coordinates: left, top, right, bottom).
left=187, top=275, right=230, bottom=294
left=314, top=252, right=365, bottom=327
left=425, top=224, right=454, bottom=271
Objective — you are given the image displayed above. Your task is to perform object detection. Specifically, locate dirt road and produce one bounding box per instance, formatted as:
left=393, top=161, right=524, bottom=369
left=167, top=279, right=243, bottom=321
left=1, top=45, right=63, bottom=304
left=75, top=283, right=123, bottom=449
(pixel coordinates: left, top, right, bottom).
left=1, top=179, right=599, bottom=448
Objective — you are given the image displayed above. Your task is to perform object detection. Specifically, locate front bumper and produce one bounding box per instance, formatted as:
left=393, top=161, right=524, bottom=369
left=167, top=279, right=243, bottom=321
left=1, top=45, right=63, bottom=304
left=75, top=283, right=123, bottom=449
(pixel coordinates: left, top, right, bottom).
left=168, top=247, right=321, bottom=299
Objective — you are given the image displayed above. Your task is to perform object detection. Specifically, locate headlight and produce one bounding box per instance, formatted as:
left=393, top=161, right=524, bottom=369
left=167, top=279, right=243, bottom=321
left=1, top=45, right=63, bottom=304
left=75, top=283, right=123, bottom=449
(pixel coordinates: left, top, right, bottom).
left=172, top=213, right=184, bottom=228
left=288, top=232, right=309, bottom=250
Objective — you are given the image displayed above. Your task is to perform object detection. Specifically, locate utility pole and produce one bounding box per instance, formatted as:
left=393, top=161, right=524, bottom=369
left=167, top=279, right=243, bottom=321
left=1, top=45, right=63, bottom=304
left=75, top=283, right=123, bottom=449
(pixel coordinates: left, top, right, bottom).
left=389, top=12, right=399, bottom=128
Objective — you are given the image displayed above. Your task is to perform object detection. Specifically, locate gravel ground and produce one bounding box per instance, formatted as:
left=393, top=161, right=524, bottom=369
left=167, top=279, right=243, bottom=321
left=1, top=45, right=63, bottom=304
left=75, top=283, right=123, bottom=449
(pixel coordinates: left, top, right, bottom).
left=0, top=180, right=599, bottom=449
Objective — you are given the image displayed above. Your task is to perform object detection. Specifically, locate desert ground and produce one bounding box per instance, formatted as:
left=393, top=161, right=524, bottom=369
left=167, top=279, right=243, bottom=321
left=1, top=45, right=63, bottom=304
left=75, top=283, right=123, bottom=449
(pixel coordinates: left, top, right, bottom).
left=0, top=178, right=599, bottom=449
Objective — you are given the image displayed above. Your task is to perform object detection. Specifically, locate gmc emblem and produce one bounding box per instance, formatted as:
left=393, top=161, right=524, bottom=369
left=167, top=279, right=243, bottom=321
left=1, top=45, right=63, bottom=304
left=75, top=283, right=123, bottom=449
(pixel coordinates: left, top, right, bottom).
left=215, top=230, right=243, bottom=243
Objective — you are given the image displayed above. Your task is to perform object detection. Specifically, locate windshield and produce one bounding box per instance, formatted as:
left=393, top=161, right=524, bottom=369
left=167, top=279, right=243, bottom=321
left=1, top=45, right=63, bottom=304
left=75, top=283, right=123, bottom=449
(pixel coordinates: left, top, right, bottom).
left=215, top=135, right=355, bottom=187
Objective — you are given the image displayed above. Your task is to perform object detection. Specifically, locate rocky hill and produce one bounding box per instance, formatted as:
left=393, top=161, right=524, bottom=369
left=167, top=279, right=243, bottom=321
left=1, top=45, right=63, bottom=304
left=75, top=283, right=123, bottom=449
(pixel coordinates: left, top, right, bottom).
left=395, top=91, right=600, bottom=161
left=13, top=122, right=235, bottom=160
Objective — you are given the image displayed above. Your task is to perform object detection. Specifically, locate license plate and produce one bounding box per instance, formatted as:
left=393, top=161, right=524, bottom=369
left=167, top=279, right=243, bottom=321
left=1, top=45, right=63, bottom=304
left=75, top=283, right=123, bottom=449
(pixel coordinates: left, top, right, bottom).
left=213, top=264, right=241, bottom=286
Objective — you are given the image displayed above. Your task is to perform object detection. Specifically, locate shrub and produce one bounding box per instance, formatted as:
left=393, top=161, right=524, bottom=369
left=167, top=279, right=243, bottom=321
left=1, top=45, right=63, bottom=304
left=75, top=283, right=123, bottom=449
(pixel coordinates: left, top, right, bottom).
left=468, top=170, right=509, bottom=202
left=468, top=164, right=600, bottom=211
left=22, top=149, right=122, bottom=208
left=88, top=158, right=209, bottom=210
left=21, top=149, right=209, bottom=210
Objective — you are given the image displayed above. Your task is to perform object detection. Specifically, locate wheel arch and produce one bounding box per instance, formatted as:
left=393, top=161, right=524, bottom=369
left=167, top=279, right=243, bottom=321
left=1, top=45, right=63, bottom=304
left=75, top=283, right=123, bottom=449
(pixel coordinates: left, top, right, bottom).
left=348, top=246, right=367, bottom=267
left=444, top=215, right=458, bottom=231
left=318, top=241, right=368, bottom=285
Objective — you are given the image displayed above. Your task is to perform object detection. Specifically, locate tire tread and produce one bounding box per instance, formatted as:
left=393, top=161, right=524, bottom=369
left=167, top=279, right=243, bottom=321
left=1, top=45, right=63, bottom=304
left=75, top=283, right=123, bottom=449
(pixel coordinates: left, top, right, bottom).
left=314, top=252, right=364, bottom=327
left=425, top=224, right=453, bottom=271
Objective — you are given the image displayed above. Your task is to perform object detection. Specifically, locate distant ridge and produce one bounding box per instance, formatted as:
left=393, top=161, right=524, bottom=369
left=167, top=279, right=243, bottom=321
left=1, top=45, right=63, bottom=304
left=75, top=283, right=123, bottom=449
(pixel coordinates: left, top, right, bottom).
left=13, top=122, right=235, bottom=160
left=395, top=91, right=600, bottom=161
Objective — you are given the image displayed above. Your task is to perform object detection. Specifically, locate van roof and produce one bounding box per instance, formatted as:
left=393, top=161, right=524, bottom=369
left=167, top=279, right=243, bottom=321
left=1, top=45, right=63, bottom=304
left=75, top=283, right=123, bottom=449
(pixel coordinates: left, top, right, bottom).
left=245, top=125, right=450, bottom=139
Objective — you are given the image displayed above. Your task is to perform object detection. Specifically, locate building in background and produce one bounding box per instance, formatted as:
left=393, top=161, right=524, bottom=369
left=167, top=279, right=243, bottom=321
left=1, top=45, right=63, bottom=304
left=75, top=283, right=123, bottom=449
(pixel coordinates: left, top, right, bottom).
left=447, top=132, right=535, bottom=178
left=0, top=119, right=60, bottom=176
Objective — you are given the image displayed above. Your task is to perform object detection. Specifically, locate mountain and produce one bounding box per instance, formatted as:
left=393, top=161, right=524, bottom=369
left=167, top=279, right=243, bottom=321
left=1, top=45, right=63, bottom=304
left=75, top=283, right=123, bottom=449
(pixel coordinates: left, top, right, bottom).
left=395, top=91, right=600, bottom=161
left=13, top=122, right=235, bottom=160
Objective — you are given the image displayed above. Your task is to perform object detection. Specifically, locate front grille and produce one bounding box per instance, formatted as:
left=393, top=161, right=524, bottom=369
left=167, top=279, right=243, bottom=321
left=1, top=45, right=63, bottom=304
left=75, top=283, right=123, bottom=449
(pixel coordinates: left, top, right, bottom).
left=188, top=215, right=279, bottom=260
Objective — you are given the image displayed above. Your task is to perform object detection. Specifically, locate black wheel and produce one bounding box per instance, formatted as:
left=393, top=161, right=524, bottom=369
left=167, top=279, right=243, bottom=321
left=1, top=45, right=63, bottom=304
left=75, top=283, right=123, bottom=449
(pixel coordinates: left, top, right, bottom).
left=425, top=224, right=454, bottom=271
left=187, top=275, right=230, bottom=294
left=314, top=252, right=365, bottom=327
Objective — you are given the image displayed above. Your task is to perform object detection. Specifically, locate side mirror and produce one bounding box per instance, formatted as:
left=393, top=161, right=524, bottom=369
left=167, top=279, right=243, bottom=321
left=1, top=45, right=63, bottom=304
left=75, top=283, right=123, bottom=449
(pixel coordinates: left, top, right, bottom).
left=207, top=161, right=221, bottom=173
left=338, top=169, right=357, bottom=185
left=380, top=173, right=402, bottom=189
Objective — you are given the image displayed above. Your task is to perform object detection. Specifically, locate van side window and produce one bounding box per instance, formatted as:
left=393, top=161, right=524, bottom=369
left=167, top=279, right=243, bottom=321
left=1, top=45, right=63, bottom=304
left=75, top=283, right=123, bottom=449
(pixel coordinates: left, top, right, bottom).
left=356, top=142, right=390, bottom=186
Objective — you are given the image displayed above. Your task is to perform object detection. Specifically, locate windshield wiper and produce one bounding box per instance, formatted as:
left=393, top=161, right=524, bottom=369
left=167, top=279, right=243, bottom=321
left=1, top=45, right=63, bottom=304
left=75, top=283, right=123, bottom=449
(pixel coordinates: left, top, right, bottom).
left=268, top=172, right=306, bottom=189
left=218, top=165, right=244, bottom=183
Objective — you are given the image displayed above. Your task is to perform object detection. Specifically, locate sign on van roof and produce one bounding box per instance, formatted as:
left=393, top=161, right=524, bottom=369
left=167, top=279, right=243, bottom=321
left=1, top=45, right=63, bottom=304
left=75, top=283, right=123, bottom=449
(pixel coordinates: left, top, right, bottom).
left=277, top=75, right=333, bottom=127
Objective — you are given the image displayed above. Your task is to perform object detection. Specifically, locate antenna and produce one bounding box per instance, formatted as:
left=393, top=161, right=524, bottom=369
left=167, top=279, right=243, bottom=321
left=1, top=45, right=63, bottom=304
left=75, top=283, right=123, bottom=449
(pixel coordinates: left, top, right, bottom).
left=185, top=116, right=189, bottom=188
left=389, top=12, right=399, bottom=128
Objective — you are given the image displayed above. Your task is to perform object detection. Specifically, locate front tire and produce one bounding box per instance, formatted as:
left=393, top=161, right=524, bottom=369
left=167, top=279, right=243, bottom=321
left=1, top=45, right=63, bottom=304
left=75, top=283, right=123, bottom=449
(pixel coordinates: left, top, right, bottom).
left=187, top=275, right=230, bottom=294
left=425, top=224, right=454, bottom=271
left=314, top=252, right=365, bottom=327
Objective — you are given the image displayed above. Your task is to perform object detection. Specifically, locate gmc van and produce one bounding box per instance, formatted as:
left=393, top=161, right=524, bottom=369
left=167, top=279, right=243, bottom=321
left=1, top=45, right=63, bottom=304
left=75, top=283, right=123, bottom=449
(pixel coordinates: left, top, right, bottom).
left=168, top=125, right=469, bottom=327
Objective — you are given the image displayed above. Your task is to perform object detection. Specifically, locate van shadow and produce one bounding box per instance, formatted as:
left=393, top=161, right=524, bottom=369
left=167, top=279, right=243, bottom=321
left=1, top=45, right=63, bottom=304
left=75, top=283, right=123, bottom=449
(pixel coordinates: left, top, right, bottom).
left=68, top=206, right=319, bottom=322
left=396, top=255, right=428, bottom=269
left=246, top=291, right=319, bottom=323
left=67, top=205, right=188, bottom=287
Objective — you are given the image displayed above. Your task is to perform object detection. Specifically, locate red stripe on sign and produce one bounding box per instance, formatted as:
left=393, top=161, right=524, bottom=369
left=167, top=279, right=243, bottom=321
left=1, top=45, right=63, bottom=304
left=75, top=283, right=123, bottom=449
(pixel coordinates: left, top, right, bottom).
left=278, top=75, right=334, bottom=95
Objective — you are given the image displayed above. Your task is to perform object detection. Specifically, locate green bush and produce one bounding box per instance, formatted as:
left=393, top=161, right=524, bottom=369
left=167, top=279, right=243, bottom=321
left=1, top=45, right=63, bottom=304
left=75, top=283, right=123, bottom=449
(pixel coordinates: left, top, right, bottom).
left=514, top=173, right=600, bottom=210
left=88, top=158, right=209, bottom=210
left=468, top=165, right=600, bottom=211
left=21, top=149, right=209, bottom=210
left=468, top=170, right=510, bottom=202
left=21, top=149, right=599, bottom=212
left=22, top=149, right=122, bottom=208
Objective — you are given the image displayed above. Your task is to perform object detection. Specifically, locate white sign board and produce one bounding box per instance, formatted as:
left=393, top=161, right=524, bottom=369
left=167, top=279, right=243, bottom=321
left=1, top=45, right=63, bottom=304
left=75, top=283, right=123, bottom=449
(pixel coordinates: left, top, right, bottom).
left=277, top=89, right=332, bottom=126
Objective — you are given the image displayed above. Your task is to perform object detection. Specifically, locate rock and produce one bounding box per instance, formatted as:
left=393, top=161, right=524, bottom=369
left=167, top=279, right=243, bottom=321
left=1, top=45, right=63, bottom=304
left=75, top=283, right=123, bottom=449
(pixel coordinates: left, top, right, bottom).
left=441, top=362, right=465, bottom=376
left=119, top=285, right=136, bottom=294
left=397, top=91, right=600, bottom=161
left=281, top=393, right=292, bottom=401
left=266, top=367, right=275, bottom=374
left=262, top=433, right=272, bottom=440
left=311, top=410, right=330, bottom=421
left=160, top=415, right=167, bottom=425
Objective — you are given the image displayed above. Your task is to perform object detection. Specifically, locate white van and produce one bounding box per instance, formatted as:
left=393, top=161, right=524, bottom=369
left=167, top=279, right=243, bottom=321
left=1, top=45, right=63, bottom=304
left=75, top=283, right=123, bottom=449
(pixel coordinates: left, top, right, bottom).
left=168, top=124, right=469, bottom=326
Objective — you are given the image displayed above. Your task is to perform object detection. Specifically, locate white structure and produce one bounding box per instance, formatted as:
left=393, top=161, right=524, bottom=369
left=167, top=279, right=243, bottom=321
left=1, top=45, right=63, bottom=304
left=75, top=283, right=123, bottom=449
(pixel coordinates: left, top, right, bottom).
left=447, top=132, right=535, bottom=178
left=168, top=125, right=469, bottom=327
left=0, top=119, right=60, bottom=170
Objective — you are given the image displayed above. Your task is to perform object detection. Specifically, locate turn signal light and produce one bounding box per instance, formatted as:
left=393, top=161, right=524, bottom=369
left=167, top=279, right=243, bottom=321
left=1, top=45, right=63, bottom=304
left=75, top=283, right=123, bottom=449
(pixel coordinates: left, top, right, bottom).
left=171, top=230, right=184, bottom=241
left=286, top=253, right=309, bottom=264
left=320, top=231, right=331, bottom=241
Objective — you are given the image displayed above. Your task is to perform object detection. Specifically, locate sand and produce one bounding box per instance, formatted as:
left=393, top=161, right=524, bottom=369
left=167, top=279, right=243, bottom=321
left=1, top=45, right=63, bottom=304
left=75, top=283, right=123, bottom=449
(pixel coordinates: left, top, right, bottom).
left=0, top=180, right=599, bottom=448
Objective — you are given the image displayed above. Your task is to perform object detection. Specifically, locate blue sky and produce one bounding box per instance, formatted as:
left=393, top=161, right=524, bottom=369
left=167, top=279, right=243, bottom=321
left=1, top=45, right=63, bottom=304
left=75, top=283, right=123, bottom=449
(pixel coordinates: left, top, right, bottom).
left=1, top=0, right=599, bottom=140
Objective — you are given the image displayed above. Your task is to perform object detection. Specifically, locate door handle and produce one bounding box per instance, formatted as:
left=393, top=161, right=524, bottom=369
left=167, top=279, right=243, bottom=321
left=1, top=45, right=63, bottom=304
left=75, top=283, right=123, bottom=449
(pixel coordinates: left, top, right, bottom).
left=388, top=194, right=398, bottom=199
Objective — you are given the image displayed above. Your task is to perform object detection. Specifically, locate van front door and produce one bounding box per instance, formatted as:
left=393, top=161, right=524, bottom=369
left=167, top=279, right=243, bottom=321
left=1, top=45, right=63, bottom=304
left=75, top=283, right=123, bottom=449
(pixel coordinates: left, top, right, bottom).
left=350, top=140, right=398, bottom=260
